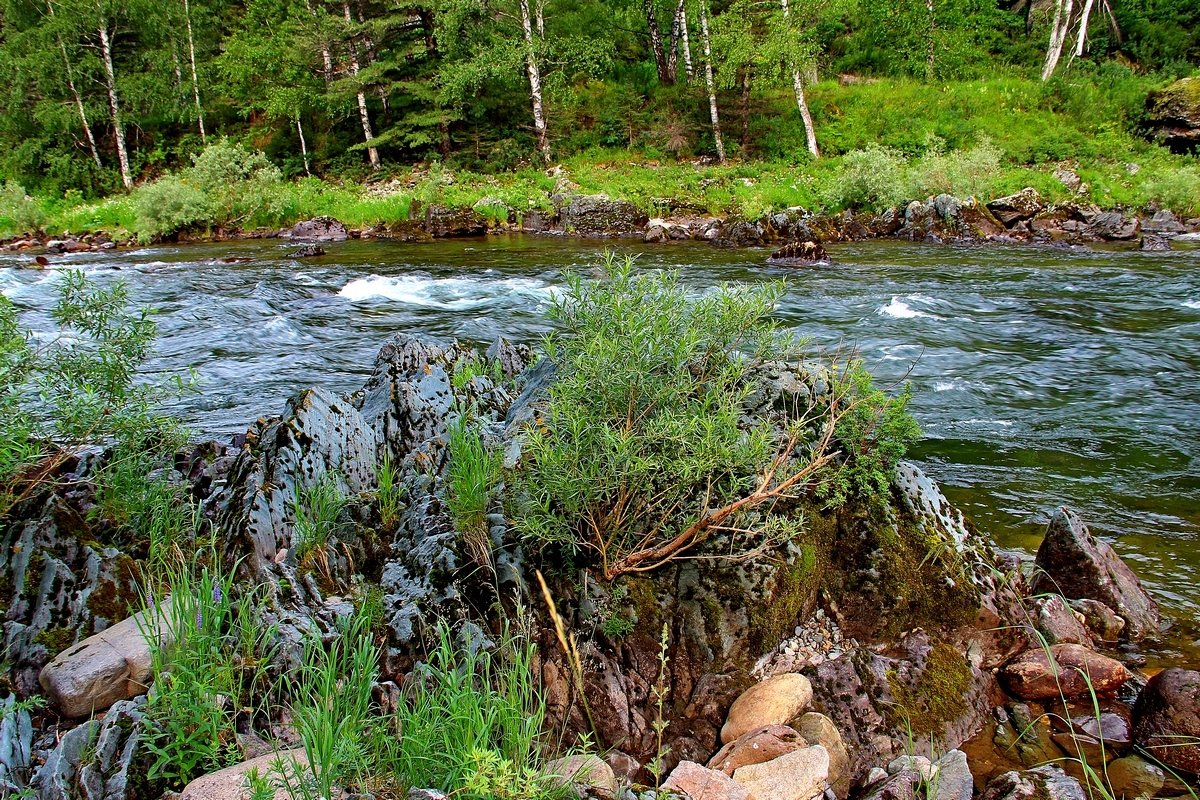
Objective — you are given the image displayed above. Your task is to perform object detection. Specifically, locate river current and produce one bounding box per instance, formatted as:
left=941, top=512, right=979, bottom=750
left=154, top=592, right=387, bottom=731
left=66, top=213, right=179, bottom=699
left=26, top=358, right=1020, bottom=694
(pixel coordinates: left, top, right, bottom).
left=2, top=235, right=1197, bottom=661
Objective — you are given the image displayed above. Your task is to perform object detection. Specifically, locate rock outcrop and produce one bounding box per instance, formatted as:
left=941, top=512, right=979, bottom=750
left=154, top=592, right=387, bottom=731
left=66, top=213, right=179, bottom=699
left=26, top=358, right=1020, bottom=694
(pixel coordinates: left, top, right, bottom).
left=1146, top=77, right=1200, bottom=152
left=1029, top=508, right=1161, bottom=640
left=1132, top=667, right=1200, bottom=774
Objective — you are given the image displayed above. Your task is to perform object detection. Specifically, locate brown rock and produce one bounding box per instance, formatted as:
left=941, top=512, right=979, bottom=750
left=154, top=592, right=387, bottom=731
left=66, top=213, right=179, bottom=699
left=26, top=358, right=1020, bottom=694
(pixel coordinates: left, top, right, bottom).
left=999, top=644, right=1129, bottom=700
left=664, top=761, right=752, bottom=800
left=179, top=749, right=308, bottom=800
left=1132, top=667, right=1200, bottom=774
left=795, top=713, right=850, bottom=793
left=767, top=241, right=830, bottom=266
left=545, top=754, right=618, bottom=800
left=721, top=673, right=813, bottom=744
left=1032, top=594, right=1092, bottom=646
left=708, top=724, right=806, bottom=775
left=733, top=744, right=830, bottom=800
left=1029, top=508, right=1160, bottom=640
left=38, top=601, right=172, bottom=718
left=1067, top=599, right=1125, bottom=642
left=986, top=189, right=1043, bottom=228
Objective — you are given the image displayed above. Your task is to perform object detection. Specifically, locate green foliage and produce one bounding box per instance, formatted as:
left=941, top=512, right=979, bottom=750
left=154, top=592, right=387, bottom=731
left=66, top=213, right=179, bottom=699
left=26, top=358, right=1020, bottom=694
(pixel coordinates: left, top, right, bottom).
left=818, top=360, right=922, bottom=510
left=375, top=451, right=405, bottom=530
left=446, top=412, right=502, bottom=561
left=0, top=182, right=46, bottom=236
left=821, top=145, right=908, bottom=212
left=511, top=255, right=804, bottom=577
left=391, top=621, right=558, bottom=799
left=1144, top=165, right=1200, bottom=216
left=283, top=610, right=389, bottom=800
left=292, top=473, right=348, bottom=566
left=143, top=561, right=275, bottom=788
left=908, top=135, right=1004, bottom=200
left=0, top=271, right=188, bottom=519
left=132, top=140, right=287, bottom=239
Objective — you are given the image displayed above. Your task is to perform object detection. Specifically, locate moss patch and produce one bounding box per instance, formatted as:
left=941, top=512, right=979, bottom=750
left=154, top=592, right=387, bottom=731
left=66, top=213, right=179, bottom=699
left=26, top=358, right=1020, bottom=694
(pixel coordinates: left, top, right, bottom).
left=34, top=626, right=78, bottom=657
left=885, top=642, right=974, bottom=739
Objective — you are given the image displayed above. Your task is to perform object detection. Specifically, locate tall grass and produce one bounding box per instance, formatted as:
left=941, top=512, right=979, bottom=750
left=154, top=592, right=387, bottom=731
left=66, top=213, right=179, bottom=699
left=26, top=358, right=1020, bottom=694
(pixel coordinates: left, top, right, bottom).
left=142, top=560, right=275, bottom=788
left=292, top=473, right=347, bottom=566
left=446, top=413, right=503, bottom=570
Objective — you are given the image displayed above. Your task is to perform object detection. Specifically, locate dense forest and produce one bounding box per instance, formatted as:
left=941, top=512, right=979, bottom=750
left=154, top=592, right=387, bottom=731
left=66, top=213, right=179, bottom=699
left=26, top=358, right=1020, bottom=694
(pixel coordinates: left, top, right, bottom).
left=0, top=0, right=1195, bottom=191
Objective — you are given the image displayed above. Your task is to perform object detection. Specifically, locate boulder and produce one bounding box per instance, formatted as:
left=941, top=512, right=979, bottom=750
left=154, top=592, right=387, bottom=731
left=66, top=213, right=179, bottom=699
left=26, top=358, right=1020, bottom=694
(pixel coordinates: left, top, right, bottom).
left=38, top=601, right=172, bottom=718
left=986, top=189, right=1043, bottom=227
left=712, top=219, right=765, bottom=247
left=931, top=750, right=973, bottom=800
left=796, top=713, right=849, bottom=793
left=644, top=221, right=670, bottom=243
left=732, top=744, right=830, bottom=800
left=1084, top=211, right=1139, bottom=241
left=560, top=195, right=648, bottom=237
left=767, top=241, right=830, bottom=266
left=289, top=244, right=326, bottom=258
left=423, top=205, right=490, bottom=237
left=721, top=673, right=813, bottom=744
left=1105, top=755, right=1166, bottom=799
left=179, top=749, right=309, bottom=800
left=999, top=644, right=1129, bottom=700
left=664, top=761, right=751, bottom=800
left=287, top=217, right=348, bottom=241
left=887, top=756, right=935, bottom=782
left=545, top=754, right=618, bottom=800
left=1146, top=77, right=1200, bottom=152
left=980, top=766, right=1086, bottom=800
left=708, top=724, right=806, bottom=776
left=1029, top=508, right=1160, bottom=639
left=1067, top=599, right=1124, bottom=642
left=1132, top=667, right=1200, bottom=773
left=1031, top=594, right=1092, bottom=646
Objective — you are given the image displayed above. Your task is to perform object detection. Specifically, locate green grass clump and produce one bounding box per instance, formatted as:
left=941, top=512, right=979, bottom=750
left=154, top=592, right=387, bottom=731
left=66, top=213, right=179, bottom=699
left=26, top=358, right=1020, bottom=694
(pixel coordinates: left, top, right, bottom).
left=143, top=561, right=275, bottom=788
left=292, top=472, right=348, bottom=567
left=447, top=412, right=503, bottom=567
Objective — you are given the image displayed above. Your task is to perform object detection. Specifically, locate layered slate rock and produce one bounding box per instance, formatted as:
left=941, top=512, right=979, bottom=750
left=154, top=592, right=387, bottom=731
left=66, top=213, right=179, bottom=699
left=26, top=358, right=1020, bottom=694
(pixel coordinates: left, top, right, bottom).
left=31, top=698, right=149, bottom=800
left=38, top=602, right=171, bottom=718
left=1029, top=508, right=1161, bottom=639
left=1132, top=667, right=1200, bottom=774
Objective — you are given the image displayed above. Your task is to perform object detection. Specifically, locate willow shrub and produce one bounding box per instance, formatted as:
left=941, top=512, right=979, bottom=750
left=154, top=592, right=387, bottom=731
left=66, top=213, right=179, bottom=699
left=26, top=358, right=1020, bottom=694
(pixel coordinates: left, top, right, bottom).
left=510, top=258, right=922, bottom=578
left=511, top=256, right=801, bottom=578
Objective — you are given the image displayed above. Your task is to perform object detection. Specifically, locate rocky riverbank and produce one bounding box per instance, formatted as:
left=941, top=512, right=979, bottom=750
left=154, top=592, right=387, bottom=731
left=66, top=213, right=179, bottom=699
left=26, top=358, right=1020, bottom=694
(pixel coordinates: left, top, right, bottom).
left=1, top=327, right=1197, bottom=799
left=4, top=185, right=1200, bottom=262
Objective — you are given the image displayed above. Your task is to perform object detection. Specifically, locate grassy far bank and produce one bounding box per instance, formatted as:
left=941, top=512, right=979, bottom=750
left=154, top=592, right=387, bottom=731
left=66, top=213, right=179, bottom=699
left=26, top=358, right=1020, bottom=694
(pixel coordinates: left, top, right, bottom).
left=2, top=76, right=1198, bottom=242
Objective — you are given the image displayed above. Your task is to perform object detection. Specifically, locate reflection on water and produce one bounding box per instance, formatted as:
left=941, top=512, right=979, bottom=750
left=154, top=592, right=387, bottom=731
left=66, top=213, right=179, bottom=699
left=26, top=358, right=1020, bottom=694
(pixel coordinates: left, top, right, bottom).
left=3, top=235, right=1198, bottom=661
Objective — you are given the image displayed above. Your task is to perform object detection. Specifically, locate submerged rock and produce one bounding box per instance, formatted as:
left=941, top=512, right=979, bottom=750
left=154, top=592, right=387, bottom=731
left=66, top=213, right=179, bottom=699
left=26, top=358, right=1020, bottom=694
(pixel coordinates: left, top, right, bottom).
left=999, top=643, right=1129, bottom=700
left=1029, top=508, right=1160, bottom=640
left=767, top=241, right=830, bottom=266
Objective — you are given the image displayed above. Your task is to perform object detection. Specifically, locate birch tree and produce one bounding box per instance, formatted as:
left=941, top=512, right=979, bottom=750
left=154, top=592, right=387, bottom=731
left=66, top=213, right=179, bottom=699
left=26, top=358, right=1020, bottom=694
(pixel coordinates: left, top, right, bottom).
left=182, top=0, right=207, bottom=143
left=780, top=0, right=818, bottom=157
left=46, top=0, right=103, bottom=170
left=698, top=0, right=725, bottom=163
left=341, top=2, right=382, bottom=168
left=96, top=12, right=132, bottom=188
left=1041, top=0, right=1075, bottom=79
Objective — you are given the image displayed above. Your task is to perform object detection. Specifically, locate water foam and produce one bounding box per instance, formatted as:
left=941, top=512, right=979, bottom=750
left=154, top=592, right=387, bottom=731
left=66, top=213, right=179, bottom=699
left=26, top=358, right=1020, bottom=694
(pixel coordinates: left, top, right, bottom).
left=338, top=274, right=551, bottom=308
left=877, top=296, right=939, bottom=319
left=1183, top=299, right=1200, bottom=310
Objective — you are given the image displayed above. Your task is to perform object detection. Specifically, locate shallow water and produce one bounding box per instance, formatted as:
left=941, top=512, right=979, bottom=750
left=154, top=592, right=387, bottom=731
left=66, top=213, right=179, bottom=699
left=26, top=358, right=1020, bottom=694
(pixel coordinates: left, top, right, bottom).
left=3, top=235, right=1197, bottom=662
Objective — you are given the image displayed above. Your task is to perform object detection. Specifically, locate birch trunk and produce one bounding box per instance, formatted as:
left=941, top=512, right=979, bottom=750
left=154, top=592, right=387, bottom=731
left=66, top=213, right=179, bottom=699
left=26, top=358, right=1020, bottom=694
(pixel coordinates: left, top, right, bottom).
left=305, top=0, right=335, bottom=85
left=97, top=18, right=132, bottom=189
left=296, top=115, right=311, bottom=176
left=519, top=0, right=551, bottom=162
left=780, top=0, right=819, bottom=158
left=1073, top=0, right=1095, bottom=58
left=678, top=2, right=695, bottom=81
left=342, top=2, right=380, bottom=168
left=47, top=1, right=102, bottom=170
left=183, top=0, right=207, bottom=143
left=698, top=0, right=725, bottom=163
left=644, top=0, right=670, bottom=83
left=1041, top=0, right=1075, bottom=80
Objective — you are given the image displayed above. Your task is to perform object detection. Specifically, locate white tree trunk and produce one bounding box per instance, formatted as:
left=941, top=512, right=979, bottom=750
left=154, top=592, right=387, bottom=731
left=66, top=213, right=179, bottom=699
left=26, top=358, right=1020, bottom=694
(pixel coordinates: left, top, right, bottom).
left=183, top=0, right=206, bottom=142
left=342, top=2, right=380, bottom=168
left=97, top=18, right=132, bottom=189
left=1073, top=0, right=1095, bottom=57
left=297, top=115, right=311, bottom=176
left=305, top=0, right=334, bottom=85
left=519, top=0, right=551, bottom=163
left=698, top=0, right=725, bottom=163
left=678, top=2, right=694, bottom=81
left=47, top=1, right=102, bottom=170
left=1041, top=0, right=1075, bottom=80
left=781, top=0, right=819, bottom=158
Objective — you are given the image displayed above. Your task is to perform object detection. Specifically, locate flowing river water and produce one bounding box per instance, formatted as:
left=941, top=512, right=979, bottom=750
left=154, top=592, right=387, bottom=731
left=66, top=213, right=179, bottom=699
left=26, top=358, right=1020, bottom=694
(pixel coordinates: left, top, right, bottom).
left=2, top=235, right=1198, bottom=663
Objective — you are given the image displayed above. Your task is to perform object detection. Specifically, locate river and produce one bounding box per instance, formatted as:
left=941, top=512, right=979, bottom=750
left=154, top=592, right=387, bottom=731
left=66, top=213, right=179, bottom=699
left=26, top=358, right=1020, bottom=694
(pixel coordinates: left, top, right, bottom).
left=2, top=235, right=1197, bottom=662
